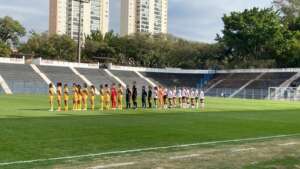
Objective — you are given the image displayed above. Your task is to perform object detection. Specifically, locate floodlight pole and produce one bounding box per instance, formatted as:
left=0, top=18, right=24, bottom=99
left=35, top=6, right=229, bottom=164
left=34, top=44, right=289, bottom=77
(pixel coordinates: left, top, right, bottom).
left=76, top=0, right=90, bottom=63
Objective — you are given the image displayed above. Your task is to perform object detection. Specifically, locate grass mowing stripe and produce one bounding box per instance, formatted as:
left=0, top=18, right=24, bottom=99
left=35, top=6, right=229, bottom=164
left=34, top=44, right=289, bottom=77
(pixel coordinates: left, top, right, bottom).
left=1, top=133, right=299, bottom=166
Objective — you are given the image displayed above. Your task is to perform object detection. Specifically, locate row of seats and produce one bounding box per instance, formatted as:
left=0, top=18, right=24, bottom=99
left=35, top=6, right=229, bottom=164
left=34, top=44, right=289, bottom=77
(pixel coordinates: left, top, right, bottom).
left=141, top=72, right=203, bottom=88
left=0, top=63, right=298, bottom=98
left=0, top=63, right=47, bottom=93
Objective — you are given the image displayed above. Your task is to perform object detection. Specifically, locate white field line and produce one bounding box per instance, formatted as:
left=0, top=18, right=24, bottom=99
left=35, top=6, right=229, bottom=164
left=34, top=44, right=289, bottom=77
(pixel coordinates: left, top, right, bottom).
left=90, top=162, right=136, bottom=169
left=169, top=154, right=200, bottom=160
left=278, top=142, right=298, bottom=146
left=231, top=147, right=256, bottom=152
left=0, top=133, right=300, bottom=166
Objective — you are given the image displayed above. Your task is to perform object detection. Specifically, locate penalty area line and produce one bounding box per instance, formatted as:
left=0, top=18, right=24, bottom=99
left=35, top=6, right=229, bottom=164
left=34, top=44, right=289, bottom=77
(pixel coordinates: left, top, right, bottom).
left=1, top=133, right=300, bottom=166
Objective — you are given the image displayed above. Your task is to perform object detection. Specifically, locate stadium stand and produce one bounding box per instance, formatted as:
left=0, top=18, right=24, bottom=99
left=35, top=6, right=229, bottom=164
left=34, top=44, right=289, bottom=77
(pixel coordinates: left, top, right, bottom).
left=141, top=72, right=203, bottom=88
left=38, top=66, right=85, bottom=86
left=0, top=86, right=3, bottom=93
left=206, top=73, right=260, bottom=97
left=110, top=70, right=150, bottom=91
left=290, top=77, right=300, bottom=87
left=76, top=68, right=117, bottom=86
left=235, top=72, right=297, bottom=99
left=0, top=63, right=47, bottom=93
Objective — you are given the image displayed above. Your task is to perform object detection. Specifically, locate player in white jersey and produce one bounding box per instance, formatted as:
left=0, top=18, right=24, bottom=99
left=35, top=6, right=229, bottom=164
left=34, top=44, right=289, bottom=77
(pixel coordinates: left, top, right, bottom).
left=168, top=89, right=173, bottom=108
left=190, top=89, right=195, bottom=108
left=177, top=88, right=182, bottom=108
left=172, top=87, right=177, bottom=108
left=195, top=89, right=199, bottom=108
left=163, top=88, right=168, bottom=109
left=182, top=88, right=186, bottom=108
left=199, top=90, right=205, bottom=110
left=186, top=88, right=190, bottom=108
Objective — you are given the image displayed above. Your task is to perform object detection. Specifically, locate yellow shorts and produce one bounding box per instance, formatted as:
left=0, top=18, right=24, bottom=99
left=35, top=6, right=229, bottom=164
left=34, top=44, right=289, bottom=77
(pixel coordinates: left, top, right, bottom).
left=49, top=95, right=54, bottom=101
left=64, top=95, right=69, bottom=101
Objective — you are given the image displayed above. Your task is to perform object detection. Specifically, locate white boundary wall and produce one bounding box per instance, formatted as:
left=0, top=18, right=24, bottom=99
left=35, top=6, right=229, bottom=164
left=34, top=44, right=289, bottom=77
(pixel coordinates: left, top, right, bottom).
left=0, top=56, right=25, bottom=64
left=32, top=58, right=99, bottom=69
left=217, top=68, right=300, bottom=74
left=108, top=64, right=215, bottom=74
left=109, top=64, right=300, bottom=74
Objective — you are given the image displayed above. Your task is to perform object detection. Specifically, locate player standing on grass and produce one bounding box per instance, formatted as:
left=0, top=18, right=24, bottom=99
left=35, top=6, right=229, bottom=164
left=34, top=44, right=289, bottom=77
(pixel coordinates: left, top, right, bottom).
left=163, top=88, right=168, bottom=109
left=168, top=89, right=173, bottom=108
left=111, top=83, right=117, bottom=110
left=132, top=83, right=138, bottom=109
left=177, top=87, right=182, bottom=108
left=89, top=85, right=96, bottom=111
left=56, top=82, right=62, bottom=112
left=172, top=87, right=177, bottom=108
left=126, top=85, right=131, bottom=109
left=72, top=83, right=78, bottom=111
left=142, top=86, right=147, bottom=108
left=104, top=84, right=110, bottom=110
left=82, top=83, right=89, bottom=111
left=158, top=86, right=164, bottom=109
left=99, top=84, right=104, bottom=111
left=153, top=86, right=158, bottom=108
left=190, top=89, right=195, bottom=108
left=182, top=88, right=186, bottom=108
left=148, top=86, right=152, bottom=108
left=200, top=90, right=205, bottom=110
left=195, top=89, right=199, bottom=108
left=63, top=84, right=69, bottom=111
left=49, top=83, right=55, bottom=112
left=117, top=84, right=123, bottom=110
left=77, top=85, right=82, bottom=110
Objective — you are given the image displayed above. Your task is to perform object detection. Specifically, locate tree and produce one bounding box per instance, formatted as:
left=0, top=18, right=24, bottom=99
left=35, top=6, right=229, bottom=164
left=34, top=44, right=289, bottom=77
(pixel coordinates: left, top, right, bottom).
left=0, top=41, right=11, bottom=57
left=274, top=0, right=300, bottom=31
left=0, top=16, right=26, bottom=46
left=19, top=33, right=76, bottom=60
left=83, top=31, right=117, bottom=61
left=218, top=8, right=292, bottom=68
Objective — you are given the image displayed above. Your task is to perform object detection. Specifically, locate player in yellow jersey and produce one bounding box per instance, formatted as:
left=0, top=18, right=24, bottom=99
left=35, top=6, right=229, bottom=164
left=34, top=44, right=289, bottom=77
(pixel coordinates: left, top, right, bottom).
left=56, top=82, right=62, bottom=112
left=89, top=85, right=96, bottom=111
left=77, top=85, right=82, bottom=110
left=104, top=84, right=110, bottom=110
left=63, top=84, right=69, bottom=111
left=117, top=84, right=123, bottom=110
left=72, top=83, right=78, bottom=111
left=49, top=83, right=55, bottom=111
left=82, top=83, right=88, bottom=111
left=99, top=84, right=104, bottom=111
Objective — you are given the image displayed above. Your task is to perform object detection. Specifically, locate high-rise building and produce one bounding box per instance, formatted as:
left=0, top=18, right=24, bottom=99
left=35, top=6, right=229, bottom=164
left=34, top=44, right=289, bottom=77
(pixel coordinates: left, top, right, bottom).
left=120, top=0, right=168, bottom=36
left=49, top=0, right=109, bottom=41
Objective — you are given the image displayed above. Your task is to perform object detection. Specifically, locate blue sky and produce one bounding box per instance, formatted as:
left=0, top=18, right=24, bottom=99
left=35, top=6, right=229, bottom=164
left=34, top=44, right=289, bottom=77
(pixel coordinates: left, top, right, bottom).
left=0, top=0, right=272, bottom=43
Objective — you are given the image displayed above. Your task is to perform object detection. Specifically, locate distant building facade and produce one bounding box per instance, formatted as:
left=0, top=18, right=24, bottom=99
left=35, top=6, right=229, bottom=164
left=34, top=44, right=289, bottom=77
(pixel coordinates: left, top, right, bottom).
left=49, top=0, right=109, bottom=41
left=120, top=0, right=168, bottom=36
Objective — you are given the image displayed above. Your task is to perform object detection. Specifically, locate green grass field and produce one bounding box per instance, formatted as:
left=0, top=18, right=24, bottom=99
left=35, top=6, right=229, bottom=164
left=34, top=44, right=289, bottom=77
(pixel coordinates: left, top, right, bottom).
left=1, top=95, right=300, bottom=169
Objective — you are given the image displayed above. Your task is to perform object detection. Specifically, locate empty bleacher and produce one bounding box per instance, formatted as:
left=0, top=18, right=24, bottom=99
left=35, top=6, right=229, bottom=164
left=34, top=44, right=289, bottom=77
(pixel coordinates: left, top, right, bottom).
left=235, top=72, right=296, bottom=99
left=290, top=77, right=300, bottom=87
left=0, top=63, right=47, bottom=93
left=38, top=66, right=84, bottom=86
left=76, top=68, right=117, bottom=86
left=206, top=73, right=260, bottom=97
left=0, top=86, right=3, bottom=93
left=141, top=72, right=203, bottom=88
left=110, top=70, right=150, bottom=91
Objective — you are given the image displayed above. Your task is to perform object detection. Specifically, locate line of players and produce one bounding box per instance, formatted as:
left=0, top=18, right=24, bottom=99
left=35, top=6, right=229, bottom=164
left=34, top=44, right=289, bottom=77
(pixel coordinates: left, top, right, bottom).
left=48, top=82, right=205, bottom=112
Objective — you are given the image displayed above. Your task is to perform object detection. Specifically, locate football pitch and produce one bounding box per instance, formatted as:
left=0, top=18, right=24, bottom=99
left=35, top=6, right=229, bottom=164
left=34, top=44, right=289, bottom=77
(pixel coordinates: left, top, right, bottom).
left=1, top=95, right=300, bottom=169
